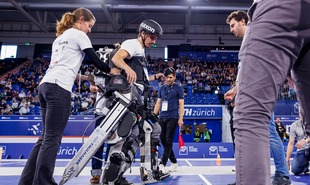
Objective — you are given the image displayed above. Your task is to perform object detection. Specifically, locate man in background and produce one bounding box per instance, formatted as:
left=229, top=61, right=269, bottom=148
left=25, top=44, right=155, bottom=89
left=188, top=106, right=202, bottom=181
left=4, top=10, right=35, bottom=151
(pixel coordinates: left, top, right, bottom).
left=154, top=67, right=184, bottom=173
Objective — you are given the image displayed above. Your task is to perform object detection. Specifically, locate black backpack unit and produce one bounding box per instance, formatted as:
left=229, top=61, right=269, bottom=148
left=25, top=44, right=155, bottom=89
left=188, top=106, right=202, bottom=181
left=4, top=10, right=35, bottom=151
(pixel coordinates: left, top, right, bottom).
left=94, top=46, right=119, bottom=76
left=94, top=46, right=131, bottom=94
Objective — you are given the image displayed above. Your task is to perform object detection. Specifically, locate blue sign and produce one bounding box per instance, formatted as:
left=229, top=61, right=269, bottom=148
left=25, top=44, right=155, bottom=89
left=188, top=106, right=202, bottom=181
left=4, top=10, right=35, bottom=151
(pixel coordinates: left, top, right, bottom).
left=0, top=141, right=234, bottom=159
left=274, top=100, right=299, bottom=115
left=173, top=143, right=234, bottom=158
left=184, top=105, right=222, bottom=119
left=0, top=115, right=95, bottom=136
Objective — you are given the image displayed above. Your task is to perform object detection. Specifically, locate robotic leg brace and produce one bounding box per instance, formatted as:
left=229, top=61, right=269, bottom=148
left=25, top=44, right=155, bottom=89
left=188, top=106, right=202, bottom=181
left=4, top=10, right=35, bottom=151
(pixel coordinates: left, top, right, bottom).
left=140, top=111, right=170, bottom=184
left=103, top=108, right=170, bottom=185
left=59, top=90, right=133, bottom=185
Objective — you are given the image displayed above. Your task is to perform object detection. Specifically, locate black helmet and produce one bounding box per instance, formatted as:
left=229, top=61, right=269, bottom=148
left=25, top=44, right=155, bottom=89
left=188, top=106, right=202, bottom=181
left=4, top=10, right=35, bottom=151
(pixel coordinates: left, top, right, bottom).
left=139, top=19, right=163, bottom=36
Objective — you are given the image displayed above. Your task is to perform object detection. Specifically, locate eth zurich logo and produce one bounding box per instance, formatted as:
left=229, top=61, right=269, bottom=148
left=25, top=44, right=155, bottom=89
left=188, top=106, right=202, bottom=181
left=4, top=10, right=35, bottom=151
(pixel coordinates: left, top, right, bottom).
left=28, top=123, right=42, bottom=135
left=209, top=146, right=218, bottom=155
left=179, top=146, right=188, bottom=155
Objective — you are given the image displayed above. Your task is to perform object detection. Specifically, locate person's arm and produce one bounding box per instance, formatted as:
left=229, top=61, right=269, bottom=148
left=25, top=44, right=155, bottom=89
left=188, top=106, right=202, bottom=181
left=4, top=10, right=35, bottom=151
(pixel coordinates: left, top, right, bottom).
left=153, top=98, right=162, bottom=115
left=149, top=73, right=164, bottom=81
left=111, top=49, right=136, bottom=83
left=89, top=84, right=100, bottom=93
left=83, top=48, right=111, bottom=74
left=224, top=83, right=238, bottom=101
left=178, top=99, right=184, bottom=126
left=286, top=136, right=295, bottom=170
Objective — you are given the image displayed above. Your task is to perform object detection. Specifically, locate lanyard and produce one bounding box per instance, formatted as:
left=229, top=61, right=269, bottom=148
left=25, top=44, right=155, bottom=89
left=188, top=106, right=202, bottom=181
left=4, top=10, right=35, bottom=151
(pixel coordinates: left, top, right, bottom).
left=164, top=84, right=173, bottom=100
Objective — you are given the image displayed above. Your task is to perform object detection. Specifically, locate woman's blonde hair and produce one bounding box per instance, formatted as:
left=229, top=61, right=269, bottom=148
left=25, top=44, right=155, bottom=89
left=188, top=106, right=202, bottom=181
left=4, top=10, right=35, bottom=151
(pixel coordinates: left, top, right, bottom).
left=56, top=7, right=96, bottom=36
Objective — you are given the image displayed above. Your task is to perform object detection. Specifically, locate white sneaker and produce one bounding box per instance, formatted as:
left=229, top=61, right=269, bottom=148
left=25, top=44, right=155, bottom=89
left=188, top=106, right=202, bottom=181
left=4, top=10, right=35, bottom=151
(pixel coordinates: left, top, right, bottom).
left=159, top=164, right=166, bottom=173
left=169, top=163, right=178, bottom=172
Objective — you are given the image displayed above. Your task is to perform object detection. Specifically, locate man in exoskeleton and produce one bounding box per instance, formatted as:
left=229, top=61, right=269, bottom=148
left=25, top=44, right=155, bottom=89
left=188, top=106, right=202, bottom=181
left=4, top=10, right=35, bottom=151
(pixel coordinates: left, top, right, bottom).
left=102, top=19, right=170, bottom=185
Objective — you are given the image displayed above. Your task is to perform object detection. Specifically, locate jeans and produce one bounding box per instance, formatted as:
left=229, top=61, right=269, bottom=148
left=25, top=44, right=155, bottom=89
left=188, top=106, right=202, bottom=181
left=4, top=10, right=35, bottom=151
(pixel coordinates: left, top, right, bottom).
left=291, top=150, right=310, bottom=175
left=159, top=118, right=178, bottom=166
left=18, top=83, right=71, bottom=185
left=269, top=113, right=290, bottom=177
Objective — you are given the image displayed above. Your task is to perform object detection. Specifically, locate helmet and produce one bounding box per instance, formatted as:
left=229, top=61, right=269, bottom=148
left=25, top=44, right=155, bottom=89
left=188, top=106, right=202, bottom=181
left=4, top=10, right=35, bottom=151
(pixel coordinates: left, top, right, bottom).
left=139, top=19, right=163, bottom=36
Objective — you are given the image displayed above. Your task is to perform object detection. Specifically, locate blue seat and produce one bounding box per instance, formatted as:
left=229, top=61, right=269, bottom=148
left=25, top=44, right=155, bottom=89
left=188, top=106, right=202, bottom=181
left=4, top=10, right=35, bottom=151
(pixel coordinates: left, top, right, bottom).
left=34, top=106, right=41, bottom=115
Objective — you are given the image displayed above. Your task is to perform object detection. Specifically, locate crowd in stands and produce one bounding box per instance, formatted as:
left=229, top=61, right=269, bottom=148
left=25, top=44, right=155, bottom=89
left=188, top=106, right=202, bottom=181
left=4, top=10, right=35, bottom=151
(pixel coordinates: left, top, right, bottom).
left=0, top=56, right=297, bottom=116
left=0, top=58, right=28, bottom=77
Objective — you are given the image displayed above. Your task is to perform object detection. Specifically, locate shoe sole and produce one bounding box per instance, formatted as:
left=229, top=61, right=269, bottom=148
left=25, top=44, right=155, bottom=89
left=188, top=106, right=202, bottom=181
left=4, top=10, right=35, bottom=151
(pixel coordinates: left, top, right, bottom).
left=159, top=173, right=170, bottom=181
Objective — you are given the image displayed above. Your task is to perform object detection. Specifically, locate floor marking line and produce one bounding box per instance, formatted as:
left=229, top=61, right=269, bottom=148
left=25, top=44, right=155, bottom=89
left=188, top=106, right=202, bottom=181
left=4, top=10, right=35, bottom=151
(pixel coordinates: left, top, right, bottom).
left=185, top=159, right=192, bottom=166
left=198, top=174, right=212, bottom=185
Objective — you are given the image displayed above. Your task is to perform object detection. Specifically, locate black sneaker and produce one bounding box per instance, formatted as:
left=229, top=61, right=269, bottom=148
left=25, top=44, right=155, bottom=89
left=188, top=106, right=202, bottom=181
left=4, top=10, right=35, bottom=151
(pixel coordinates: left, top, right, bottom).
left=154, top=169, right=170, bottom=181
left=272, top=173, right=292, bottom=185
left=115, top=177, right=133, bottom=185
left=227, top=183, right=236, bottom=185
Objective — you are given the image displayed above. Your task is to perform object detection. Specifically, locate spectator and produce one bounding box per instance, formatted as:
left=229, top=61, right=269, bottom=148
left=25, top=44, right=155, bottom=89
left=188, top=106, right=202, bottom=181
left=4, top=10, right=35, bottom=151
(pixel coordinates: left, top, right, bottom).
left=0, top=99, right=6, bottom=112
left=11, top=99, right=19, bottom=112
left=275, top=117, right=287, bottom=142
left=203, top=127, right=212, bottom=142
left=194, top=127, right=201, bottom=142
left=19, top=104, right=30, bottom=115
left=3, top=104, right=13, bottom=115
left=18, top=90, right=26, bottom=100
left=80, top=99, right=89, bottom=112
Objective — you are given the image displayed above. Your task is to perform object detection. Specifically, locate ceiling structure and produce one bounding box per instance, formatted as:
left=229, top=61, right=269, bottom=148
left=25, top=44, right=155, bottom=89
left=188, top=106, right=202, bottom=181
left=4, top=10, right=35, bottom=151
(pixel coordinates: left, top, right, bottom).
left=0, top=0, right=253, bottom=46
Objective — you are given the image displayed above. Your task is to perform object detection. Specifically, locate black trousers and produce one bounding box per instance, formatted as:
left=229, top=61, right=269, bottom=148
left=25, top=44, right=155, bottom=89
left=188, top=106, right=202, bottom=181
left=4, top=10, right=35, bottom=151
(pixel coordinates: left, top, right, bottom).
left=19, top=83, right=71, bottom=185
left=159, top=118, right=178, bottom=166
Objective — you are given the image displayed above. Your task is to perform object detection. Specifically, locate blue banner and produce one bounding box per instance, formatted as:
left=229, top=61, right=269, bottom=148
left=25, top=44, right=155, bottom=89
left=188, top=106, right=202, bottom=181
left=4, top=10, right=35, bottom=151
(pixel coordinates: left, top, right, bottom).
left=0, top=115, right=95, bottom=136
left=0, top=141, right=294, bottom=159
left=184, top=105, right=222, bottom=119
left=173, top=142, right=234, bottom=158
left=0, top=142, right=234, bottom=159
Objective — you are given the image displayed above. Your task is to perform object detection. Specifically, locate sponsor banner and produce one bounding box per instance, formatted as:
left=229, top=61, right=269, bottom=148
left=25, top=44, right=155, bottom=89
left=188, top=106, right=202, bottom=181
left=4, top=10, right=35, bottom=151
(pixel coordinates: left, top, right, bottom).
left=0, top=142, right=295, bottom=159
left=0, top=142, right=234, bottom=159
left=173, top=142, right=234, bottom=158
left=184, top=105, right=222, bottom=119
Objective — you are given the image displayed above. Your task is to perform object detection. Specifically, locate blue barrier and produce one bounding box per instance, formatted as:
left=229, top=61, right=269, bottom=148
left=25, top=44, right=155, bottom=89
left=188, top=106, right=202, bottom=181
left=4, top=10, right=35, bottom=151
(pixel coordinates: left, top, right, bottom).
left=0, top=141, right=234, bottom=159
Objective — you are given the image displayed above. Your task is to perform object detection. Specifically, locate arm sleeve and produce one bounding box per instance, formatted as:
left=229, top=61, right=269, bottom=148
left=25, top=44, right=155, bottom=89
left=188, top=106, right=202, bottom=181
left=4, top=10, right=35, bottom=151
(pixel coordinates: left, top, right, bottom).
left=83, top=48, right=111, bottom=74
left=177, top=85, right=184, bottom=99
left=289, top=123, right=296, bottom=138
